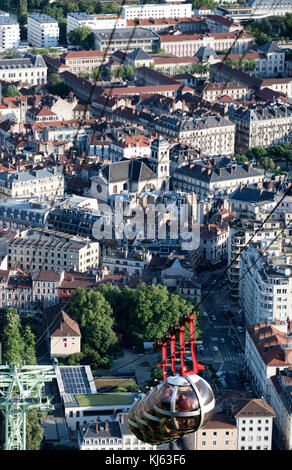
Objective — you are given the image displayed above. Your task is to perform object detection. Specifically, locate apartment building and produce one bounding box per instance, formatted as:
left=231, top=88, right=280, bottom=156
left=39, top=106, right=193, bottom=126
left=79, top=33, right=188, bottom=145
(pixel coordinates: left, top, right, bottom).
left=0, top=168, right=64, bottom=199
left=159, top=31, right=255, bottom=57
left=78, top=414, right=156, bottom=451
left=101, top=250, right=152, bottom=276
left=7, top=229, right=100, bottom=274
left=0, top=268, right=34, bottom=316
left=155, top=115, right=235, bottom=156
left=227, top=194, right=292, bottom=300
left=94, top=27, right=159, bottom=53
left=60, top=50, right=106, bottom=74
left=253, top=41, right=285, bottom=78
left=120, top=3, right=193, bottom=20
left=205, top=14, right=243, bottom=33
left=33, top=119, right=96, bottom=150
left=0, top=55, right=47, bottom=86
left=201, top=81, right=252, bottom=102
left=245, top=320, right=292, bottom=401
left=172, top=157, right=264, bottom=200
left=28, top=14, right=59, bottom=48
left=240, top=243, right=292, bottom=325
left=226, top=397, right=275, bottom=450
left=0, top=16, right=20, bottom=50
left=228, top=103, right=292, bottom=154
left=66, top=12, right=126, bottom=36
left=193, top=413, right=237, bottom=450
left=0, top=198, right=50, bottom=231
left=270, top=368, right=292, bottom=450
left=200, top=223, right=229, bottom=265
left=66, top=12, right=96, bottom=36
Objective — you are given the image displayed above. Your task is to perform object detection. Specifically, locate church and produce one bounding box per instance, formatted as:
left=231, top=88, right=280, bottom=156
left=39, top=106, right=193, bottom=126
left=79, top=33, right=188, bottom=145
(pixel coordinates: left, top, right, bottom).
left=87, top=136, right=170, bottom=202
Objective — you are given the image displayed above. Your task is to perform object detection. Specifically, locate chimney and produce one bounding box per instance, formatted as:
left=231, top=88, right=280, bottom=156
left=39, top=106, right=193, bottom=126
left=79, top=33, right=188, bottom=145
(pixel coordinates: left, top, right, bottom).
left=120, top=414, right=124, bottom=424
left=105, top=420, right=109, bottom=431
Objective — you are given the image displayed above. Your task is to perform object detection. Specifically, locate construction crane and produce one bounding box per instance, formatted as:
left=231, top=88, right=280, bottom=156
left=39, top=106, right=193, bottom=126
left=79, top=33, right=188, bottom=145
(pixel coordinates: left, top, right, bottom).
left=0, top=363, right=56, bottom=450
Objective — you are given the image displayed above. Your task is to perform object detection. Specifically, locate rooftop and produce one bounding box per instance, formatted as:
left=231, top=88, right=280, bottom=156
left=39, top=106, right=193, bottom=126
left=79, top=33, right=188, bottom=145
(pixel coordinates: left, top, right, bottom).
left=29, top=13, right=58, bottom=23
left=75, top=393, right=134, bottom=407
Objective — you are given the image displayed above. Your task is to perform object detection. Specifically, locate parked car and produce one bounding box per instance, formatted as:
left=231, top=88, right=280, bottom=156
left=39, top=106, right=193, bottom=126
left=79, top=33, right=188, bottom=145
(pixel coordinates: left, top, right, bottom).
left=220, top=337, right=225, bottom=343
left=212, top=346, right=219, bottom=352
left=237, top=326, right=244, bottom=333
left=211, top=315, right=216, bottom=321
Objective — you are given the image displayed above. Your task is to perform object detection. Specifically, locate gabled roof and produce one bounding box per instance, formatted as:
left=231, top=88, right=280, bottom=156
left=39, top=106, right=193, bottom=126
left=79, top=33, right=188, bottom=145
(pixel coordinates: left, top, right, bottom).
left=233, top=398, right=276, bottom=418
left=127, top=48, right=152, bottom=61
left=102, top=159, right=156, bottom=183
left=45, top=304, right=81, bottom=338
left=229, top=185, right=275, bottom=204
left=259, top=40, right=284, bottom=54
left=195, top=45, right=218, bottom=60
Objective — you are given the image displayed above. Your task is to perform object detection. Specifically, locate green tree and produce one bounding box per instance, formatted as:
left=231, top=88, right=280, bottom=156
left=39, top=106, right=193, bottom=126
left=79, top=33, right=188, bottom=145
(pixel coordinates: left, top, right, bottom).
left=48, top=78, right=70, bottom=98
left=22, top=325, right=37, bottom=365
left=68, top=26, right=95, bottom=50
left=122, top=64, right=135, bottom=81
left=1, top=308, right=25, bottom=365
left=58, top=18, right=67, bottom=44
left=98, top=283, right=200, bottom=350
left=91, top=67, right=102, bottom=81
left=3, top=85, right=22, bottom=97
left=245, top=58, right=256, bottom=72
left=69, top=288, right=118, bottom=368
left=26, top=410, right=44, bottom=450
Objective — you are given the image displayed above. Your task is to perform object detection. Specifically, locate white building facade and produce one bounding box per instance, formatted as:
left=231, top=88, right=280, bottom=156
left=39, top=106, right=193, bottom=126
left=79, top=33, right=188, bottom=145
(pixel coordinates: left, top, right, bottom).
left=0, top=17, right=20, bottom=50
left=120, top=3, right=193, bottom=20
left=28, top=14, right=59, bottom=48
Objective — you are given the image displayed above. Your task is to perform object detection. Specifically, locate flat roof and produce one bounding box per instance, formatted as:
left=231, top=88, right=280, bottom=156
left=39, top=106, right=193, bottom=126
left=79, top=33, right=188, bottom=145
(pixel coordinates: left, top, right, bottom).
left=29, top=13, right=58, bottom=23
left=75, top=393, right=134, bottom=407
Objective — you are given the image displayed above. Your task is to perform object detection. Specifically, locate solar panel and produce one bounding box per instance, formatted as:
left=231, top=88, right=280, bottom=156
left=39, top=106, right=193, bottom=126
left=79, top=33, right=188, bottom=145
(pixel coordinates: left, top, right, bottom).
left=60, top=367, right=91, bottom=394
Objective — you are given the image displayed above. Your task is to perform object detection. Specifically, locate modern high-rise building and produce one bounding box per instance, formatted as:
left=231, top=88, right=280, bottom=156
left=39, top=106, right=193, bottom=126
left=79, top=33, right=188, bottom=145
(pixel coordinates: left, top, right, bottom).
left=0, top=16, right=20, bottom=50
left=28, top=14, right=59, bottom=48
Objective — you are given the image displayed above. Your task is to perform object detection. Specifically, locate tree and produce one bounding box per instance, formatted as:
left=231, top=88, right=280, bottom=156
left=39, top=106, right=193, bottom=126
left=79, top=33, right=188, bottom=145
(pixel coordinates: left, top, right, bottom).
left=248, top=147, right=268, bottom=161
left=26, top=410, right=44, bottom=450
left=58, top=18, right=67, bottom=45
left=68, top=26, right=95, bottom=50
left=48, top=78, right=70, bottom=98
left=122, top=64, right=135, bottom=81
left=1, top=308, right=25, bottom=365
left=97, top=283, right=200, bottom=350
left=22, top=325, right=37, bottom=365
left=91, top=67, right=102, bottom=81
left=245, top=58, right=256, bottom=72
left=3, top=85, right=22, bottom=97
left=69, top=288, right=118, bottom=368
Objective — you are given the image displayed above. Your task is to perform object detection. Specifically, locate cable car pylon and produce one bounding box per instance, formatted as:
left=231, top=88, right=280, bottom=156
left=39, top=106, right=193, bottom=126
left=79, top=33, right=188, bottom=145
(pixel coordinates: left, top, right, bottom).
left=0, top=363, right=56, bottom=450
left=128, top=314, right=215, bottom=445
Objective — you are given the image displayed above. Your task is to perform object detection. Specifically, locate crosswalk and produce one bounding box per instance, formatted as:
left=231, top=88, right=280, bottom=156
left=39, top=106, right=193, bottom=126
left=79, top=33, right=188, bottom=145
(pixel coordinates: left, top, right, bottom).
left=199, top=353, right=245, bottom=363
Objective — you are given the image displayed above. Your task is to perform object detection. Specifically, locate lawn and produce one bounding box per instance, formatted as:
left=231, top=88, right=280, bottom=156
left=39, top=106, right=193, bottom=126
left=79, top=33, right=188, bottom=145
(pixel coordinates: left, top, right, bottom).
left=75, top=393, right=133, bottom=407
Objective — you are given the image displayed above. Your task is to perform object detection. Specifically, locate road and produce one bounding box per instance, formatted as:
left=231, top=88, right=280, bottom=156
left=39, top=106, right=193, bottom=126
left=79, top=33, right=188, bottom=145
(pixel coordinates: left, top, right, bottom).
left=197, top=264, right=252, bottom=394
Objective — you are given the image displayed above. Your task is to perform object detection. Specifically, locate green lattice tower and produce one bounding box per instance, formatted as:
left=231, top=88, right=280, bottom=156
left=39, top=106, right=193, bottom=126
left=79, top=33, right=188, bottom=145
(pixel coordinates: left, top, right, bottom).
left=0, top=364, right=56, bottom=450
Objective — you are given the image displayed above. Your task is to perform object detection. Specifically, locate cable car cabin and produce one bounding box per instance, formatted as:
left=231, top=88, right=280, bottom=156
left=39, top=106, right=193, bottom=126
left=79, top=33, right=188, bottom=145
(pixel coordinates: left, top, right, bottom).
left=142, top=387, right=179, bottom=444
left=153, top=374, right=215, bottom=435
left=127, top=397, right=146, bottom=443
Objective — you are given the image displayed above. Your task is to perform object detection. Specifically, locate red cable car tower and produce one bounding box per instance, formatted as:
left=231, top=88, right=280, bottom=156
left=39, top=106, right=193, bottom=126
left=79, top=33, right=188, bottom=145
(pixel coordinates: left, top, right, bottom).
left=128, top=314, right=215, bottom=445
